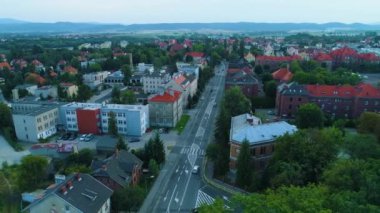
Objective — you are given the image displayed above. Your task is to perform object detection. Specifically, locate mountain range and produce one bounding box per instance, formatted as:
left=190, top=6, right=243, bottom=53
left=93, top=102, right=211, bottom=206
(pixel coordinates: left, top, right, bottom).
left=1, top=18, right=380, bottom=34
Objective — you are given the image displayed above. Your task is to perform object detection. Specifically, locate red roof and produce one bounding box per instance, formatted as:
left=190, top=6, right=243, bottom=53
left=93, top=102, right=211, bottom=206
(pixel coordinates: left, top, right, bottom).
left=306, top=83, right=380, bottom=98
left=272, top=68, right=293, bottom=82
left=32, top=60, right=43, bottom=66
left=64, top=66, right=78, bottom=75
left=330, top=47, right=358, bottom=58
left=313, top=53, right=333, bottom=61
left=0, top=62, right=11, bottom=70
left=148, top=90, right=182, bottom=103
left=185, top=52, right=205, bottom=58
left=358, top=53, right=380, bottom=62
left=174, top=74, right=186, bottom=85
left=256, top=55, right=301, bottom=62
left=60, top=82, right=75, bottom=87
left=25, top=73, right=46, bottom=85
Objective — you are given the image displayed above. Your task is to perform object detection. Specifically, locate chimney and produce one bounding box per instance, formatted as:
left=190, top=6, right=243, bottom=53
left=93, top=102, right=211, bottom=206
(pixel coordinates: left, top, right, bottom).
left=61, top=186, right=68, bottom=195
left=102, top=164, right=107, bottom=171
left=66, top=181, right=74, bottom=190
left=246, top=114, right=254, bottom=125
left=75, top=173, right=82, bottom=182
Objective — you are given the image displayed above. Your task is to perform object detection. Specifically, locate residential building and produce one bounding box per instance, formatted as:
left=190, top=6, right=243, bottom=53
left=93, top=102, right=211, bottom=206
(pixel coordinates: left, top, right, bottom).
left=91, top=150, right=143, bottom=190
left=272, top=67, right=293, bottom=84
left=177, top=64, right=200, bottom=78
left=142, top=70, right=171, bottom=94
left=244, top=52, right=256, bottom=63
left=83, top=71, right=110, bottom=89
left=148, top=89, right=182, bottom=127
left=229, top=114, right=297, bottom=170
left=256, top=55, right=301, bottom=71
left=104, top=70, right=124, bottom=87
left=22, top=173, right=113, bottom=213
left=12, top=102, right=63, bottom=142
left=276, top=82, right=380, bottom=119
left=60, top=102, right=149, bottom=136
left=35, top=85, right=58, bottom=99
left=59, top=83, right=78, bottom=98
left=0, top=77, right=4, bottom=85
left=165, top=73, right=197, bottom=107
left=225, top=67, right=259, bottom=98
left=15, top=84, right=38, bottom=96
left=137, top=63, right=154, bottom=73
left=0, top=62, right=11, bottom=70
left=31, top=60, right=45, bottom=72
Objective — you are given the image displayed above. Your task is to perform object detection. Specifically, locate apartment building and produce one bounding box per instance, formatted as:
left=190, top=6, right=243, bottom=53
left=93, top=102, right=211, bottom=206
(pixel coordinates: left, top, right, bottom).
left=148, top=89, right=183, bottom=127
left=142, top=70, right=171, bottom=94
left=83, top=71, right=110, bottom=89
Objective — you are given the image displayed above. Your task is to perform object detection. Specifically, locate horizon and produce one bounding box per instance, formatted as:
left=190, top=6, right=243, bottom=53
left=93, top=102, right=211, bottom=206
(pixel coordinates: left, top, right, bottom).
left=1, top=0, right=380, bottom=25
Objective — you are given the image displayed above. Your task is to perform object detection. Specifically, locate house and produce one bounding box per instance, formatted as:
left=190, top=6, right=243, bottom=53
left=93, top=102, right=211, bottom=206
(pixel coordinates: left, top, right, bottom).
left=142, top=70, right=171, bottom=94
left=11, top=59, right=28, bottom=70
left=15, top=84, right=38, bottom=96
left=91, top=150, right=143, bottom=190
left=276, top=82, right=380, bottom=119
left=137, top=63, right=154, bottom=73
left=177, top=64, right=200, bottom=78
left=244, top=52, right=255, bottom=63
left=165, top=73, right=197, bottom=107
left=60, top=83, right=78, bottom=98
left=25, top=73, right=46, bottom=85
left=225, top=67, right=259, bottom=98
left=22, top=173, right=113, bottom=213
left=229, top=114, right=297, bottom=170
left=31, top=60, right=45, bottom=72
left=256, top=55, right=301, bottom=71
left=35, top=85, right=58, bottom=99
left=0, top=61, right=11, bottom=70
left=272, top=67, right=293, bottom=83
left=12, top=101, right=63, bottom=143
left=83, top=71, right=110, bottom=89
left=63, top=66, right=78, bottom=75
left=104, top=70, right=124, bottom=87
left=148, top=89, right=183, bottom=127
left=184, top=52, right=205, bottom=63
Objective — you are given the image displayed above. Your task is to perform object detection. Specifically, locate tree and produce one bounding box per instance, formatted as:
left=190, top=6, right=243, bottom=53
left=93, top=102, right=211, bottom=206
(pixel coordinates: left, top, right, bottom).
left=17, top=155, right=48, bottom=191
left=108, top=111, right=118, bottom=137
left=121, top=90, right=137, bottom=104
left=344, top=134, right=380, bottom=159
left=65, top=164, right=91, bottom=174
left=264, top=80, right=277, bottom=98
left=295, top=103, right=324, bottom=129
left=116, top=136, right=128, bottom=151
left=198, top=198, right=227, bottom=213
left=224, top=86, right=251, bottom=117
left=357, top=112, right=380, bottom=134
left=144, top=133, right=165, bottom=165
left=111, top=87, right=121, bottom=103
left=0, top=103, right=12, bottom=130
left=76, top=85, right=92, bottom=102
left=66, top=149, right=94, bottom=167
left=236, top=140, right=253, bottom=190
left=148, top=159, right=159, bottom=177
left=121, top=64, right=132, bottom=86
left=111, top=186, right=145, bottom=212
left=290, top=60, right=303, bottom=73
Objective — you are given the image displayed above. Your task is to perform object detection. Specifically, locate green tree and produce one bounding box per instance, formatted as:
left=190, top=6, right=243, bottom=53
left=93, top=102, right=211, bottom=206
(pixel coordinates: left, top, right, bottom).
left=144, top=133, right=166, bottom=165
left=198, top=198, right=227, bottom=213
left=224, top=86, right=251, bottom=117
left=17, top=155, right=48, bottom=191
left=236, top=140, right=253, bottom=190
left=116, top=135, right=128, bottom=151
left=344, top=134, right=380, bottom=159
left=88, top=63, right=102, bottom=72
left=121, top=90, right=137, bottom=104
left=295, top=103, right=324, bottom=129
left=108, top=111, right=118, bottom=137
left=357, top=112, right=380, bottom=134
left=148, top=159, right=159, bottom=177
left=290, top=60, right=303, bottom=73
left=111, top=186, right=145, bottom=212
left=76, top=85, right=92, bottom=102
left=66, top=149, right=94, bottom=167
left=65, top=164, right=91, bottom=174
left=111, top=87, right=121, bottom=103
left=0, top=103, right=12, bottom=130
left=264, top=80, right=277, bottom=98
left=121, top=64, right=132, bottom=86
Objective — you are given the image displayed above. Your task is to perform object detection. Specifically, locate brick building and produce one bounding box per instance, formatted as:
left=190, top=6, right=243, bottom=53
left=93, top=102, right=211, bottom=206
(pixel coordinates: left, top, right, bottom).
left=225, top=66, right=259, bottom=98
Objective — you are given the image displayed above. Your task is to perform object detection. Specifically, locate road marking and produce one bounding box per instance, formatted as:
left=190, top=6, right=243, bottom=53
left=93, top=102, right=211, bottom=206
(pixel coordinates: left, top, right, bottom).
left=163, top=190, right=169, bottom=202
left=175, top=191, right=179, bottom=203
left=195, top=190, right=215, bottom=208
left=166, top=184, right=178, bottom=213
left=177, top=176, right=181, bottom=182
left=185, top=170, right=189, bottom=174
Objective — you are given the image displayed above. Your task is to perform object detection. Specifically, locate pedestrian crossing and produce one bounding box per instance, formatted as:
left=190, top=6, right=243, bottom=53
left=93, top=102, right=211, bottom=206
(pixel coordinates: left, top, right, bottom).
left=195, top=190, right=215, bottom=208
left=180, top=147, right=205, bottom=156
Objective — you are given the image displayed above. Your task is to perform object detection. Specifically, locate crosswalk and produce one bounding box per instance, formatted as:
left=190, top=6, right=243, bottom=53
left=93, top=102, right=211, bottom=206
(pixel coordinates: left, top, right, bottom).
left=195, top=190, right=215, bottom=208
left=180, top=147, right=205, bottom=156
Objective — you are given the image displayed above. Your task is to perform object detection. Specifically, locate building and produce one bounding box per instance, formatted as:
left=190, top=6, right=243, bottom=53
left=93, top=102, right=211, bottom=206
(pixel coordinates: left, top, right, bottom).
left=83, top=71, right=110, bottom=89
left=148, top=89, right=183, bottom=127
left=142, top=70, right=171, bottom=94
left=104, top=70, right=124, bottom=87
left=256, top=55, right=301, bottom=71
left=91, top=150, right=143, bottom=190
left=59, top=83, right=78, bottom=98
left=15, top=84, right=38, bottom=96
left=12, top=102, right=63, bottom=142
left=60, top=102, right=149, bottom=136
left=225, top=67, right=259, bottom=98
left=229, top=114, right=297, bottom=170
left=35, top=85, right=58, bottom=99
left=22, top=173, right=113, bottom=213
left=276, top=82, right=380, bottom=119
left=165, top=73, right=197, bottom=107
left=272, top=67, right=293, bottom=84
left=137, top=63, right=154, bottom=73
left=177, top=64, right=200, bottom=78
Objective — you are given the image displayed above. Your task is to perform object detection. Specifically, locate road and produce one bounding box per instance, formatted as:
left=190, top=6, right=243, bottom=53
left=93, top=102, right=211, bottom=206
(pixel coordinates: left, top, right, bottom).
left=140, top=62, right=230, bottom=213
left=87, top=86, right=128, bottom=103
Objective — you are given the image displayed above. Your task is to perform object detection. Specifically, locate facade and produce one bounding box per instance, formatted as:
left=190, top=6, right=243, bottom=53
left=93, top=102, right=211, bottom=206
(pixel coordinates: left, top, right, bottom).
left=15, top=84, right=38, bottom=96
left=225, top=68, right=259, bottom=98
left=35, top=85, right=58, bottom=99
left=229, top=114, right=298, bottom=170
left=22, top=173, right=113, bottom=213
left=142, top=70, right=171, bottom=94
left=83, top=71, right=110, bottom=89
left=61, top=102, right=149, bottom=136
left=276, top=82, right=380, bottom=119
left=59, top=83, right=78, bottom=98
left=12, top=102, right=63, bottom=142
left=148, top=89, right=183, bottom=127
left=137, top=63, right=154, bottom=73
left=104, top=70, right=124, bottom=87
left=177, top=64, right=200, bottom=78
left=91, top=150, right=143, bottom=190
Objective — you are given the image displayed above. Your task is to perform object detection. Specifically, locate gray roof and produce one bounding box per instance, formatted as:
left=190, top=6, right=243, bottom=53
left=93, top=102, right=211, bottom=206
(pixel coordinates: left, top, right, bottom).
left=279, top=82, right=308, bottom=96
left=23, top=174, right=113, bottom=213
left=230, top=114, right=297, bottom=145
left=225, top=71, right=258, bottom=85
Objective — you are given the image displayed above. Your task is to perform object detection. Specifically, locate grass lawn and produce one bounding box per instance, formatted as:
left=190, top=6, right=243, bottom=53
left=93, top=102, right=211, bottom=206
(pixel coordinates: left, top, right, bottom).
left=175, top=114, right=190, bottom=134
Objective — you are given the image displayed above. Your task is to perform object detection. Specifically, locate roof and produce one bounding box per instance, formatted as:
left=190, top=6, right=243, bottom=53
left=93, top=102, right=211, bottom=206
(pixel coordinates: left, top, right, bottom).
left=22, top=174, right=113, bottom=213
left=185, top=52, right=205, bottom=58
left=64, top=66, right=78, bottom=75
left=0, top=62, right=11, bottom=70
left=306, top=83, right=380, bottom=98
left=60, top=82, right=76, bottom=87
left=272, top=68, right=293, bottom=82
left=313, top=53, right=333, bottom=61
left=25, top=73, right=46, bottom=85
left=256, top=55, right=301, bottom=62
left=148, top=89, right=181, bottom=103
left=230, top=115, right=298, bottom=145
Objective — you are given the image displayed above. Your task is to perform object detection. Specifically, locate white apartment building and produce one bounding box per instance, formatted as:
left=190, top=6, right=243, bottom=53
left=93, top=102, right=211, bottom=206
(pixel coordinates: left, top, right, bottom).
left=142, top=70, right=171, bottom=94
left=83, top=71, right=110, bottom=89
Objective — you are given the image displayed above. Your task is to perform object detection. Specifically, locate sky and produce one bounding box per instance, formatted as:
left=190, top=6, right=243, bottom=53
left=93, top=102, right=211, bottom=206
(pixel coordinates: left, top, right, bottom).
left=1, top=0, right=380, bottom=24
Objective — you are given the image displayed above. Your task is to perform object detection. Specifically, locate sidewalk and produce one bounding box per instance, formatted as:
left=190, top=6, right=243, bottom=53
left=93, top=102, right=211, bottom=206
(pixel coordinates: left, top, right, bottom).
left=0, top=135, right=30, bottom=168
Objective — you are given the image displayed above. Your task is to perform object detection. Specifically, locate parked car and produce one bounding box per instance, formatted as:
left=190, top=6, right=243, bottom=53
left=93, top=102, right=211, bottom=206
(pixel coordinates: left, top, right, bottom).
left=84, top=134, right=94, bottom=142
left=192, top=165, right=200, bottom=174
left=79, top=134, right=87, bottom=141
left=129, top=137, right=140, bottom=143
left=68, top=132, right=77, bottom=141
left=62, top=133, right=71, bottom=140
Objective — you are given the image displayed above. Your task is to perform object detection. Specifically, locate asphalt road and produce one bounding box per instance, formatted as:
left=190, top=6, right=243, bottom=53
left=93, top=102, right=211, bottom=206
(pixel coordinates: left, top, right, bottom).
left=140, top=62, right=229, bottom=213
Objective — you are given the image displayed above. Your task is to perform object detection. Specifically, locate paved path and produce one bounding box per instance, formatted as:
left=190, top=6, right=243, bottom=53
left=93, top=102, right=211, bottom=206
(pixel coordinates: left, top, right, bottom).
left=0, top=135, right=30, bottom=168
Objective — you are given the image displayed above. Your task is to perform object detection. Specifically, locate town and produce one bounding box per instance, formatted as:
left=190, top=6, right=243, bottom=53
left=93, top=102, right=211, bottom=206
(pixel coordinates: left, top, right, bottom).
left=0, top=22, right=380, bottom=213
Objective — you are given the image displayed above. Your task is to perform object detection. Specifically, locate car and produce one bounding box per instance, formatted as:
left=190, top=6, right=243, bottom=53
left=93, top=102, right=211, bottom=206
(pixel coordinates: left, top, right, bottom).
left=192, top=165, right=200, bottom=174
left=68, top=132, right=77, bottom=141
left=164, top=128, right=170, bottom=134
left=267, top=110, right=275, bottom=115
left=62, top=133, right=71, bottom=140
left=129, top=137, right=140, bottom=143
left=79, top=134, right=87, bottom=141
left=84, top=134, right=94, bottom=142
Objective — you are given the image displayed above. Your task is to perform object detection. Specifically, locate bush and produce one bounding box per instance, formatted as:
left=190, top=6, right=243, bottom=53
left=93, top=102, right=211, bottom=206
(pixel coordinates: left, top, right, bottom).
left=251, top=97, right=275, bottom=108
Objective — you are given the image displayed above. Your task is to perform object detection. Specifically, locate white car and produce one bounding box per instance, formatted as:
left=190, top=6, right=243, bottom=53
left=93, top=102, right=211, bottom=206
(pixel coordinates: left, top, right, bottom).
left=79, top=134, right=87, bottom=141
left=192, top=165, right=200, bottom=174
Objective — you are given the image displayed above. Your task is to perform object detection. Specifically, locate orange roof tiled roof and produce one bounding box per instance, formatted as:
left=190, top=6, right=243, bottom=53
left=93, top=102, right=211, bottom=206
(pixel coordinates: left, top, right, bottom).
left=148, top=89, right=182, bottom=103
left=64, top=66, right=78, bottom=75
left=272, top=68, right=293, bottom=82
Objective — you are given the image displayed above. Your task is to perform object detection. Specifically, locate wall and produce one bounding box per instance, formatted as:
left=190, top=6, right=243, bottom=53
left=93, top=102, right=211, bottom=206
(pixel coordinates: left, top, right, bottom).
left=76, top=108, right=100, bottom=134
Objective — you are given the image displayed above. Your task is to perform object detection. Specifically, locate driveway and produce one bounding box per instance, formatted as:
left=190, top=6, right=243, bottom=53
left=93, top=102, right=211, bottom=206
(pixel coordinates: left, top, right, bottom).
left=0, top=135, right=30, bottom=168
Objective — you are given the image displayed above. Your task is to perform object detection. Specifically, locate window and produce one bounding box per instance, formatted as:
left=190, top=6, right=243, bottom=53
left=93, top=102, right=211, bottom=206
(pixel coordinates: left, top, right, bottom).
left=66, top=111, right=70, bottom=115
left=23, top=119, right=26, bottom=124
left=289, top=98, right=293, bottom=102
left=288, top=105, right=292, bottom=109
left=250, top=148, right=256, bottom=156
left=44, top=123, right=49, bottom=128
left=103, top=119, right=107, bottom=124
left=364, top=101, right=369, bottom=106
left=260, top=147, right=266, bottom=155
left=298, top=98, right=302, bottom=102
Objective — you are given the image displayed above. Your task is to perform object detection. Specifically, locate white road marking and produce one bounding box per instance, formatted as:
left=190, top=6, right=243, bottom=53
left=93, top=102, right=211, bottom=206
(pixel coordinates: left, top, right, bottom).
left=195, top=190, right=215, bottom=208
left=166, top=184, right=177, bottom=213
left=163, top=190, right=169, bottom=202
